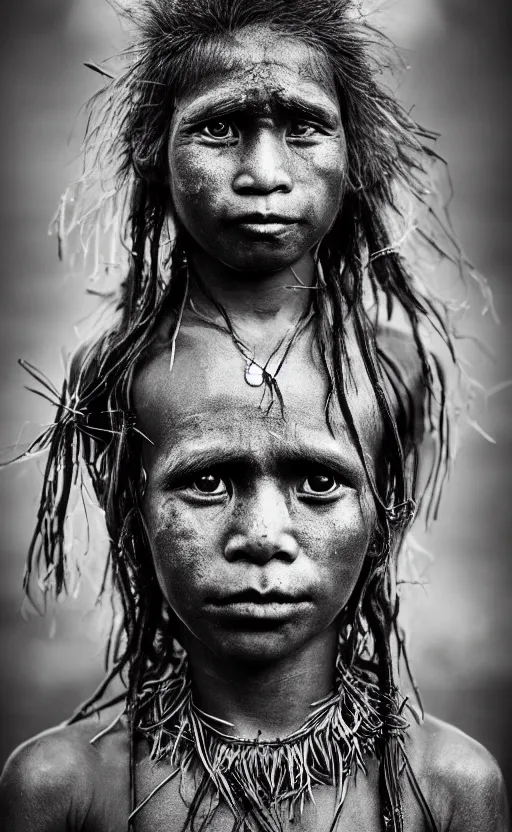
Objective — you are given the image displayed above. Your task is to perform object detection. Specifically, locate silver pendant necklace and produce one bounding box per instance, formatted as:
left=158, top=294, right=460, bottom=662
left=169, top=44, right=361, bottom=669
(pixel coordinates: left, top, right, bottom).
left=186, top=262, right=316, bottom=388
left=244, top=360, right=265, bottom=387
left=237, top=307, right=315, bottom=389
left=188, top=298, right=315, bottom=389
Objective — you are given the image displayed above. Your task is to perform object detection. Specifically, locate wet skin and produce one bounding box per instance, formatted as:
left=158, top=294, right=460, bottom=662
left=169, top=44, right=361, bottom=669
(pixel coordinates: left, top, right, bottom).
left=168, top=25, right=347, bottom=276
left=134, top=317, right=381, bottom=682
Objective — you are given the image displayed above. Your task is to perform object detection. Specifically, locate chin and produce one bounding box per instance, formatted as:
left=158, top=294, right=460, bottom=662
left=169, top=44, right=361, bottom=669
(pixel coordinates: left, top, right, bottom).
left=220, top=249, right=306, bottom=275
left=211, top=236, right=312, bottom=275
left=203, top=627, right=309, bottom=666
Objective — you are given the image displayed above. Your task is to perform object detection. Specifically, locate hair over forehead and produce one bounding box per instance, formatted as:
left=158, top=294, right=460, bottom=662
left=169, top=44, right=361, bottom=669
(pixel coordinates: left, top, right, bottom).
left=110, top=0, right=413, bottom=194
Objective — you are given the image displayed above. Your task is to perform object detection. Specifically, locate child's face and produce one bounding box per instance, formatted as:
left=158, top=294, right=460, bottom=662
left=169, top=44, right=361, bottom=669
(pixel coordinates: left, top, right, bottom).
left=168, top=25, right=347, bottom=274
left=134, top=327, right=380, bottom=665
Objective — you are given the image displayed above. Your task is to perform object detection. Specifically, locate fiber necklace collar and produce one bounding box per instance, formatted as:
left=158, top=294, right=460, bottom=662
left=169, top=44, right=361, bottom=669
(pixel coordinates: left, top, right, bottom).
left=131, top=652, right=410, bottom=831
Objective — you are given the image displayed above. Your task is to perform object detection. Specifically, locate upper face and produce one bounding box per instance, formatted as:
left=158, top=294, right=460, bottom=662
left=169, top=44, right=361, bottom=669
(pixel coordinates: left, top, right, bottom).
left=134, top=320, right=381, bottom=665
left=168, top=25, right=347, bottom=274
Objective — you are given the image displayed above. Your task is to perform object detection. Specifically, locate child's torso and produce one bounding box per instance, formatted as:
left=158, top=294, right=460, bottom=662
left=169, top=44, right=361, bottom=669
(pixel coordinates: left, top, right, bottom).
left=83, top=747, right=436, bottom=832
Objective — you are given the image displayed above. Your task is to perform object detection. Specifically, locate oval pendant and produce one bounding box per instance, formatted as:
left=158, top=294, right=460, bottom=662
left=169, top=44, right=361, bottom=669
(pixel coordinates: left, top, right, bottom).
left=244, top=361, right=264, bottom=387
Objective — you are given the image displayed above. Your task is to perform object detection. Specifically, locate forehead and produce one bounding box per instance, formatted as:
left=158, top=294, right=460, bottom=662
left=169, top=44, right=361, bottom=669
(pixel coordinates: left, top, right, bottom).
left=133, top=321, right=383, bottom=478
left=172, top=24, right=338, bottom=116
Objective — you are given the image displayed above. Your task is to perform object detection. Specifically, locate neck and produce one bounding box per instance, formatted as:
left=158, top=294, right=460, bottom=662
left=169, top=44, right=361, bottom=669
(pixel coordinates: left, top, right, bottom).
left=189, top=250, right=316, bottom=328
left=184, top=626, right=339, bottom=741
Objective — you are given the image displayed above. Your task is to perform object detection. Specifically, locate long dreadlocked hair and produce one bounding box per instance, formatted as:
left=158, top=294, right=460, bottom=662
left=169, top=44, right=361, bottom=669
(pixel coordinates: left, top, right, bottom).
left=18, top=1, right=490, bottom=830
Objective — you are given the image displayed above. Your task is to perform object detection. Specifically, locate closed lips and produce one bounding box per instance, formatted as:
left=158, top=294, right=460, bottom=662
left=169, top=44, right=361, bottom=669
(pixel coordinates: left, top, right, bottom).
left=209, top=589, right=310, bottom=605
left=231, top=214, right=299, bottom=224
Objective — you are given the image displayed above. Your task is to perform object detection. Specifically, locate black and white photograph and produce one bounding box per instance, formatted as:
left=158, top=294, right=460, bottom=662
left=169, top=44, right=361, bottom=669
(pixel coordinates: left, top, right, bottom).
left=0, top=2, right=511, bottom=830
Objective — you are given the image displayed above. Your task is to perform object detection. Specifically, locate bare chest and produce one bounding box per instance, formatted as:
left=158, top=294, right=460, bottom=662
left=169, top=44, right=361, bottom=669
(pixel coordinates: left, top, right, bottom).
left=127, top=760, right=432, bottom=832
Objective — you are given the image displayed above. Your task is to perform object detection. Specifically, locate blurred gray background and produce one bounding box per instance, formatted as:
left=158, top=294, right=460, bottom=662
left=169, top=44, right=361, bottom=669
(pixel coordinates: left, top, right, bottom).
left=0, top=0, right=511, bottom=797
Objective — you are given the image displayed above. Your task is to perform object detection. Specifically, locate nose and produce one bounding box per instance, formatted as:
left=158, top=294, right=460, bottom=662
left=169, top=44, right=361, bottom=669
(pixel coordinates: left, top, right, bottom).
left=224, top=481, right=300, bottom=565
left=232, top=129, right=293, bottom=195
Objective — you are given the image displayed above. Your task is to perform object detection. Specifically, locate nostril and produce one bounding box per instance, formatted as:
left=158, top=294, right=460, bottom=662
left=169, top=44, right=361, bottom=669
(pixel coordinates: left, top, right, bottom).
left=233, top=173, right=256, bottom=193
left=233, top=179, right=292, bottom=197
left=224, top=533, right=299, bottom=564
left=232, top=167, right=293, bottom=196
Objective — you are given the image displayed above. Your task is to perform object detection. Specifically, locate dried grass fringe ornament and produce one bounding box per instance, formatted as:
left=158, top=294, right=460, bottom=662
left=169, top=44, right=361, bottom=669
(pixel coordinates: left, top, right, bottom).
left=127, top=651, right=427, bottom=832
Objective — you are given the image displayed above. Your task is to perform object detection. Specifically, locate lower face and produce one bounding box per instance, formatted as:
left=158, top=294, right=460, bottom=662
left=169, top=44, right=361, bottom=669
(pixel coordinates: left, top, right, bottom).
left=167, top=25, right=347, bottom=274
left=135, top=324, right=380, bottom=665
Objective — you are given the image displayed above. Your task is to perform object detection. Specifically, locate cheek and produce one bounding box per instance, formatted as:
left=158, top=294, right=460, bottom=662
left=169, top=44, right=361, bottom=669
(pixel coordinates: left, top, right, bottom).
left=143, top=494, right=215, bottom=610
left=293, top=141, right=347, bottom=228
left=169, top=144, right=229, bottom=224
left=314, top=147, right=347, bottom=206
left=309, top=494, right=373, bottom=607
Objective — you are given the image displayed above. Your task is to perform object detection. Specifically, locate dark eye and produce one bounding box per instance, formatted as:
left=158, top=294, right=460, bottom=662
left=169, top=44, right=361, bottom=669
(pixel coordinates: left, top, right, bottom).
left=299, top=471, right=341, bottom=497
left=288, top=120, right=317, bottom=139
left=191, top=473, right=227, bottom=496
left=201, top=119, right=236, bottom=140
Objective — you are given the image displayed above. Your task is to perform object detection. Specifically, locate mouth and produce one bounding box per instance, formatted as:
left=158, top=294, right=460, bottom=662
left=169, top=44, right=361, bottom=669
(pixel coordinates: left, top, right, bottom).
left=207, top=588, right=311, bottom=621
left=230, top=213, right=301, bottom=237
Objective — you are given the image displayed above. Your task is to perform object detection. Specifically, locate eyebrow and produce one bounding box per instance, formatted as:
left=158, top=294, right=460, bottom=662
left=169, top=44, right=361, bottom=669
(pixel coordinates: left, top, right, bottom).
left=157, top=437, right=366, bottom=488
left=180, top=89, right=340, bottom=129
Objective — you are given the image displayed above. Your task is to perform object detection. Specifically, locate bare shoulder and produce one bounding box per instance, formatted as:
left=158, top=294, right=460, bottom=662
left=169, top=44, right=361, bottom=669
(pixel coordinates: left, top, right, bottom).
left=0, top=706, right=129, bottom=832
left=406, top=713, right=510, bottom=831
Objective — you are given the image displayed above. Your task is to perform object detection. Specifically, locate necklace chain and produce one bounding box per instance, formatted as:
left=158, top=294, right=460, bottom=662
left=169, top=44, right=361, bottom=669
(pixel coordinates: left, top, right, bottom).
left=239, top=306, right=316, bottom=388
left=186, top=261, right=316, bottom=390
